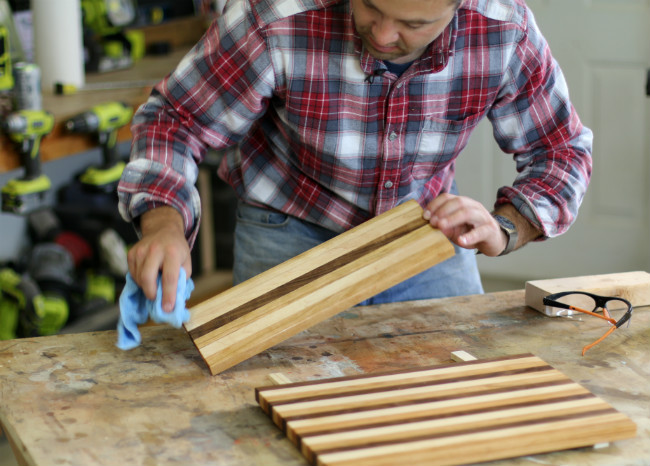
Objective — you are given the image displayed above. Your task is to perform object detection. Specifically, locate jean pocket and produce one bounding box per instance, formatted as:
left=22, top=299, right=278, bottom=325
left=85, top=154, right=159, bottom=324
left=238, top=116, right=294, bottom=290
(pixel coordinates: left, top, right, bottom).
left=235, top=202, right=290, bottom=228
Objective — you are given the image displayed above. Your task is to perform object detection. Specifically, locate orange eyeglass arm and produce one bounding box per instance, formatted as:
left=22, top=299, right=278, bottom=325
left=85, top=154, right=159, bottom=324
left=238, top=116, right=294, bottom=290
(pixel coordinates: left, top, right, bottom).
left=581, top=325, right=617, bottom=356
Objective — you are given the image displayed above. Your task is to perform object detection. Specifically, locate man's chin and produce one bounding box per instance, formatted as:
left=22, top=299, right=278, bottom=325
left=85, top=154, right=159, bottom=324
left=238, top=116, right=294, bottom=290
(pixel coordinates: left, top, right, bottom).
left=365, top=46, right=405, bottom=63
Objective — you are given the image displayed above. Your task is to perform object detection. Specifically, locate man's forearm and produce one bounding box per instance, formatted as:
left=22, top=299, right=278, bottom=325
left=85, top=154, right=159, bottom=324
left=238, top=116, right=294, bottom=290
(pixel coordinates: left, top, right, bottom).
left=140, top=206, right=186, bottom=237
left=492, top=203, right=543, bottom=252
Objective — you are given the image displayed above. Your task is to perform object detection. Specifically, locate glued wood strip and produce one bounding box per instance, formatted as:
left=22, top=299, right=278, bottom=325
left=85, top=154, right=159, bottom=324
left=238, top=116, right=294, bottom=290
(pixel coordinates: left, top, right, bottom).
left=256, top=354, right=546, bottom=410
left=185, top=201, right=455, bottom=375
left=256, top=354, right=636, bottom=466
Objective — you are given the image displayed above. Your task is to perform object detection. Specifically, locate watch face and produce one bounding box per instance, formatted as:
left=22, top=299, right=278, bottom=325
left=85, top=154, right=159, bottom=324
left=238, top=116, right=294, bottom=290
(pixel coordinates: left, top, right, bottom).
left=493, top=215, right=517, bottom=256
left=495, top=215, right=515, bottom=232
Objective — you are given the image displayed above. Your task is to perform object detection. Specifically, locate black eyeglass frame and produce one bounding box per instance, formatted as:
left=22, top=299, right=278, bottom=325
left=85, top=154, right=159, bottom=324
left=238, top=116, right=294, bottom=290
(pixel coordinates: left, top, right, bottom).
left=542, top=291, right=633, bottom=355
left=542, top=291, right=633, bottom=328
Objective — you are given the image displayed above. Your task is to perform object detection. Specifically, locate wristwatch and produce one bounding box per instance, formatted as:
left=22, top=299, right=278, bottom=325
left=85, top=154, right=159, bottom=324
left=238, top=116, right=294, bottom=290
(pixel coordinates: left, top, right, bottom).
left=492, top=215, right=518, bottom=256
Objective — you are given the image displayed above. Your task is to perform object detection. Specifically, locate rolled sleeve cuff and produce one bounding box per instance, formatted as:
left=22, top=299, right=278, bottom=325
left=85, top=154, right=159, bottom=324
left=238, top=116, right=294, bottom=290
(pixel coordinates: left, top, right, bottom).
left=117, top=159, right=201, bottom=247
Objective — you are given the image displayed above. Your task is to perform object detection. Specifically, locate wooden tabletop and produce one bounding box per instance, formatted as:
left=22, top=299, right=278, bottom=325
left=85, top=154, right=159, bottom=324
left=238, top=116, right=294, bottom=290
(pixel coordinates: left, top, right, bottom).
left=0, top=290, right=648, bottom=466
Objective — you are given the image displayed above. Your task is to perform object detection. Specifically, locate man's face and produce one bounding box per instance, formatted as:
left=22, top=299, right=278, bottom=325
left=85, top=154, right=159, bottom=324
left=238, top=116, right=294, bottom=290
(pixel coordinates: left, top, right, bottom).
left=351, top=0, right=459, bottom=64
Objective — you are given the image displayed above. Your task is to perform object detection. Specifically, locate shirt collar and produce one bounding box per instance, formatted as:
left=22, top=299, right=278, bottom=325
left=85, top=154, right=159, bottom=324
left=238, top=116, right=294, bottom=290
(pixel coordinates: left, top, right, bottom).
left=354, top=9, right=459, bottom=76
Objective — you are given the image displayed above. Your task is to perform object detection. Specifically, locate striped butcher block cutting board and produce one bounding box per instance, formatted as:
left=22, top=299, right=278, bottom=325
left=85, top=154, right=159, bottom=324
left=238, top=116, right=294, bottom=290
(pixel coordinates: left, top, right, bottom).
left=255, top=354, right=636, bottom=466
left=185, top=200, right=455, bottom=375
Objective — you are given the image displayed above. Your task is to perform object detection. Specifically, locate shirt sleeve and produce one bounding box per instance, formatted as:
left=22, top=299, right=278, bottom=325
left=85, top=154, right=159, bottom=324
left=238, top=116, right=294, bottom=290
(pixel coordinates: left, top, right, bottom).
left=487, top=7, right=593, bottom=238
left=117, top=2, right=275, bottom=245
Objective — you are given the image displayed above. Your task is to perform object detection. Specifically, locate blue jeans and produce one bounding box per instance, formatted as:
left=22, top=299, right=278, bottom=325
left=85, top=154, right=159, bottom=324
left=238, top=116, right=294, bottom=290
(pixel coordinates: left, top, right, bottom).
left=232, top=202, right=484, bottom=305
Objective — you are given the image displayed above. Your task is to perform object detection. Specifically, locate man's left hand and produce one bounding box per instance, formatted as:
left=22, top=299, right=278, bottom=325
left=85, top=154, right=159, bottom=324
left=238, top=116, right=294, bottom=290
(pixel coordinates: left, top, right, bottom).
left=423, top=193, right=507, bottom=256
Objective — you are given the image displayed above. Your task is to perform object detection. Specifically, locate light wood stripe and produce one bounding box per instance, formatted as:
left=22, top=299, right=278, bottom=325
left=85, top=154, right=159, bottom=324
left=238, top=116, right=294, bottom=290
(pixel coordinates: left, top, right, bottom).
left=269, top=364, right=556, bottom=419
left=255, top=355, right=637, bottom=466
left=315, top=412, right=635, bottom=466
left=256, top=354, right=544, bottom=410
left=302, top=399, right=611, bottom=462
left=285, top=383, right=590, bottom=443
left=271, top=370, right=567, bottom=427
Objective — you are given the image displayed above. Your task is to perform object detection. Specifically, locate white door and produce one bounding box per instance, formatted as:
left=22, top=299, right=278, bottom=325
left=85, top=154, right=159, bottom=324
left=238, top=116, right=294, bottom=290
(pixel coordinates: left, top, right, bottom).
left=455, top=0, right=650, bottom=281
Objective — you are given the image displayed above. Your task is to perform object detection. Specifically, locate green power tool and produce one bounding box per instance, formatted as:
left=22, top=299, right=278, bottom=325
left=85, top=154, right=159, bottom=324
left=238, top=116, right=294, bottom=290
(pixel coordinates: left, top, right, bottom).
left=81, top=0, right=143, bottom=73
left=0, top=25, right=14, bottom=93
left=64, top=101, right=133, bottom=191
left=1, top=109, right=55, bottom=214
left=0, top=267, right=68, bottom=340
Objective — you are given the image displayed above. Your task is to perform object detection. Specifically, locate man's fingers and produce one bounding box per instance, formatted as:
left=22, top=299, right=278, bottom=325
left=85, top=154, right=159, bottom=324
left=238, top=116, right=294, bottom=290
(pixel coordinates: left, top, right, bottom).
left=161, top=264, right=180, bottom=313
left=140, top=249, right=164, bottom=302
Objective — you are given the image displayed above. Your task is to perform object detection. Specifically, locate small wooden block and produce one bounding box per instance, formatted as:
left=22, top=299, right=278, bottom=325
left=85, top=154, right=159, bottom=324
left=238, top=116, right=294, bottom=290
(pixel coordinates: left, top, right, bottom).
left=525, top=271, right=650, bottom=315
left=185, top=201, right=455, bottom=375
left=268, top=373, right=293, bottom=386
left=255, top=354, right=636, bottom=466
left=450, top=350, right=477, bottom=362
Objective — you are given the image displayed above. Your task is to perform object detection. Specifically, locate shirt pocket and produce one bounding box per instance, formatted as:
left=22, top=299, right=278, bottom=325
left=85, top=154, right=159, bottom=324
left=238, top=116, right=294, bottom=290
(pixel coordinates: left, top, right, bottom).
left=413, top=112, right=484, bottom=180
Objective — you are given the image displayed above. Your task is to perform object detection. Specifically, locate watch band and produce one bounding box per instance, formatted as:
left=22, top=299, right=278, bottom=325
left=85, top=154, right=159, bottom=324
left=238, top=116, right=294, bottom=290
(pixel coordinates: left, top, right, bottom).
left=492, top=214, right=518, bottom=256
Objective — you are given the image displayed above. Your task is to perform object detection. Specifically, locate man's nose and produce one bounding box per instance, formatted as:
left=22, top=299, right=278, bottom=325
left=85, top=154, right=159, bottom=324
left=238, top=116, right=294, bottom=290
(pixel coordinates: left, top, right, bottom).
left=372, top=18, right=399, bottom=45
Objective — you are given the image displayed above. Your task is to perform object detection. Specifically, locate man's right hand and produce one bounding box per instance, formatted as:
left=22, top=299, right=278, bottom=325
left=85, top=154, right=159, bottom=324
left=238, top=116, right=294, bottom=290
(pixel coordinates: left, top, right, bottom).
left=127, top=206, right=192, bottom=312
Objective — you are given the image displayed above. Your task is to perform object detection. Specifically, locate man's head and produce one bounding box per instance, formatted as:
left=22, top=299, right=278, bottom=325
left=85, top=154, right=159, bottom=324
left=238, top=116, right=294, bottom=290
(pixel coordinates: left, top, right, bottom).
left=352, top=0, right=462, bottom=64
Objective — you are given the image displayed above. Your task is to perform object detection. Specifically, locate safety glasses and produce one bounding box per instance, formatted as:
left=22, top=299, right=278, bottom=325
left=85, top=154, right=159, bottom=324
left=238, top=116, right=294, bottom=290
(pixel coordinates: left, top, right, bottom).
left=542, top=291, right=633, bottom=356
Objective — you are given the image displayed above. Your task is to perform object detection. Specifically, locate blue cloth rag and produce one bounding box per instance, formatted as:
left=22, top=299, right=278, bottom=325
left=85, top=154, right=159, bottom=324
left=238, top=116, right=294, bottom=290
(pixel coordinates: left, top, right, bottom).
left=116, top=268, right=194, bottom=350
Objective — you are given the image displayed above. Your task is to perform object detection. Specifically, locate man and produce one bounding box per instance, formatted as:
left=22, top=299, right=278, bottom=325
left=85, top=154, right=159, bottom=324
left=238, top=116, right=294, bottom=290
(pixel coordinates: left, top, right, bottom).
left=118, top=0, right=592, bottom=311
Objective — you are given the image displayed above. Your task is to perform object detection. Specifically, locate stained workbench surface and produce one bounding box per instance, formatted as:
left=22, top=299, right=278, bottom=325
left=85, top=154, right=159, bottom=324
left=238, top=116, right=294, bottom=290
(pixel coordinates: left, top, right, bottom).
left=0, top=290, right=648, bottom=465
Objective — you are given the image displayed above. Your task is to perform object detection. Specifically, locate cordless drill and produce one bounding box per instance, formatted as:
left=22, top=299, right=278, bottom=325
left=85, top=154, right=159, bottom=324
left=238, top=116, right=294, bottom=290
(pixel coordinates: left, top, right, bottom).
left=1, top=109, right=55, bottom=214
left=64, top=101, right=133, bottom=191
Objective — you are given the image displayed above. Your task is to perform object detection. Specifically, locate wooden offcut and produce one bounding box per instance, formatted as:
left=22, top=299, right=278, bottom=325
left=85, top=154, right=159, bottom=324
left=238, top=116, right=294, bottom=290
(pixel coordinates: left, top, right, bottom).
left=256, top=354, right=636, bottom=466
left=185, top=200, right=455, bottom=375
left=525, top=271, right=650, bottom=314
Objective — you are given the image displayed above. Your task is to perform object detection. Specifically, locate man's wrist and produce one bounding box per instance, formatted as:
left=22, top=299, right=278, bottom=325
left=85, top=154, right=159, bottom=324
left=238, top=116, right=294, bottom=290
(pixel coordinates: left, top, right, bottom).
left=492, top=214, right=518, bottom=256
left=140, top=206, right=185, bottom=236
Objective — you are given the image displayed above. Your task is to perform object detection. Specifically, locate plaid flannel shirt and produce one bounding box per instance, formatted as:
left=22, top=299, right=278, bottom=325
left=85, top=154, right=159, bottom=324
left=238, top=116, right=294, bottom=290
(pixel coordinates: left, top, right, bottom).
left=118, top=0, right=592, bottom=247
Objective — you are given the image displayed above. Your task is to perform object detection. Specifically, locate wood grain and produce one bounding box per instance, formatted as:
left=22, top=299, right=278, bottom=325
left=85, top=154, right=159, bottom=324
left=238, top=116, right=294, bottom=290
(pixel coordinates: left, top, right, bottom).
left=256, top=354, right=636, bottom=466
left=185, top=200, right=455, bottom=374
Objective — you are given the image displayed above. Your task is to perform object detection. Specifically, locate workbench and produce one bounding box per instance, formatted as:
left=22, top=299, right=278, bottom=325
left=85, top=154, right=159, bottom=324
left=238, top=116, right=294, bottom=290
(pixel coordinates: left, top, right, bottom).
left=0, top=290, right=648, bottom=465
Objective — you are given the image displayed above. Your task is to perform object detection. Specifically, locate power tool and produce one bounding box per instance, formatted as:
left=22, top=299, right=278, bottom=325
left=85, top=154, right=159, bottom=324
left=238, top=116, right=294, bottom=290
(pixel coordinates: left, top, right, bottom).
left=0, top=25, right=14, bottom=114
left=81, top=0, right=143, bottom=73
left=64, top=101, right=133, bottom=191
left=0, top=267, right=68, bottom=339
left=1, top=109, right=54, bottom=214
left=0, top=25, right=13, bottom=91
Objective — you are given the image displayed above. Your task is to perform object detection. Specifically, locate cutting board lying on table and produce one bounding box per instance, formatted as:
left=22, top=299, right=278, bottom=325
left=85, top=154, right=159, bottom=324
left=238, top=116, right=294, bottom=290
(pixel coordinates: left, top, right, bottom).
left=256, top=354, right=636, bottom=466
left=185, top=200, right=455, bottom=375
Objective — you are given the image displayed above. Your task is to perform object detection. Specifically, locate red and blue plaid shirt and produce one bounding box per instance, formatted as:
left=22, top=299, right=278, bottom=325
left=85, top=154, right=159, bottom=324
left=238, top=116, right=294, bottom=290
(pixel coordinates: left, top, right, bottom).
left=118, top=0, right=592, bottom=247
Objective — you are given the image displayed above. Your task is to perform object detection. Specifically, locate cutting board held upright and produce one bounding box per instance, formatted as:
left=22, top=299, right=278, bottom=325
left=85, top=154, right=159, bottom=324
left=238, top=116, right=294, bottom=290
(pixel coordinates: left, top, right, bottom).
left=185, top=200, right=455, bottom=375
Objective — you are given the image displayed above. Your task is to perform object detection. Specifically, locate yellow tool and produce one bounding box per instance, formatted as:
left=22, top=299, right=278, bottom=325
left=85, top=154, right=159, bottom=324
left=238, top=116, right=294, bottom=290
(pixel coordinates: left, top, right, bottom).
left=1, top=109, right=54, bottom=214
left=0, top=25, right=13, bottom=92
left=64, top=101, right=133, bottom=191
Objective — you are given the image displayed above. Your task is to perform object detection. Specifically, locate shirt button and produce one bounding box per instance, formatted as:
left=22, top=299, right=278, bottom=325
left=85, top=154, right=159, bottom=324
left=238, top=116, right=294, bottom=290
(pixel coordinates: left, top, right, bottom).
left=396, top=82, right=403, bottom=89
left=389, top=132, right=397, bottom=141
left=384, top=181, right=394, bottom=189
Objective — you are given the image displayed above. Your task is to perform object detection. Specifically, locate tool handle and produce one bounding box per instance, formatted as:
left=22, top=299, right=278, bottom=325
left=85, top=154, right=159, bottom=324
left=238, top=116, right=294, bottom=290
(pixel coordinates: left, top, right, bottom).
left=20, top=138, right=41, bottom=180
left=99, top=130, right=119, bottom=168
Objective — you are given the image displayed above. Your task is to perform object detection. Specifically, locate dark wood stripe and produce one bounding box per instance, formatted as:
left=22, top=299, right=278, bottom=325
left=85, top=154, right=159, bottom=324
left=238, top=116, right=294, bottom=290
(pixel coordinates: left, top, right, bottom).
left=256, top=353, right=536, bottom=397
left=310, top=408, right=619, bottom=460
left=279, top=379, right=575, bottom=428
left=268, top=364, right=556, bottom=409
left=190, top=217, right=426, bottom=340
left=295, top=393, right=595, bottom=446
